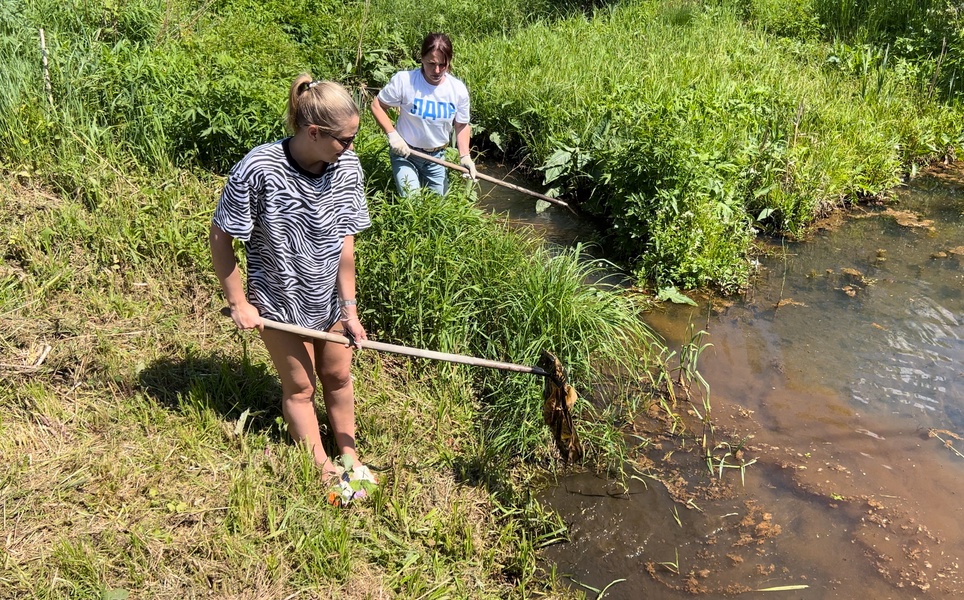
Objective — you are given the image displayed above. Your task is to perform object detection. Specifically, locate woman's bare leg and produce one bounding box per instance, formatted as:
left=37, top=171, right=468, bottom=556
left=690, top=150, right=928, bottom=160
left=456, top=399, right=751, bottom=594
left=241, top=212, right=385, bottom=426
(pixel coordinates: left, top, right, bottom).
left=260, top=328, right=337, bottom=477
left=315, top=328, right=358, bottom=464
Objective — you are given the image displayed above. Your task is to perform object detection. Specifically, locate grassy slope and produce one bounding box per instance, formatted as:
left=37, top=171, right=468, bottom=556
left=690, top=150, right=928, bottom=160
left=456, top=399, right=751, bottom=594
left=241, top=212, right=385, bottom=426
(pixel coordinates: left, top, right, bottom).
left=3, top=0, right=962, bottom=596
left=0, top=178, right=585, bottom=598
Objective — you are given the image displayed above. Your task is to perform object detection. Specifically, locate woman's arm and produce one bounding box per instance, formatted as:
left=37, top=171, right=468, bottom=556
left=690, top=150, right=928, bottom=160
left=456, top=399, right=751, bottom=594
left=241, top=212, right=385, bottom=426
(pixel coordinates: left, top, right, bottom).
left=210, top=223, right=261, bottom=330
left=454, top=121, right=476, bottom=179
left=336, top=235, right=366, bottom=345
left=454, top=121, right=472, bottom=158
left=371, top=97, right=397, bottom=135
left=372, top=97, right=411, bottom=157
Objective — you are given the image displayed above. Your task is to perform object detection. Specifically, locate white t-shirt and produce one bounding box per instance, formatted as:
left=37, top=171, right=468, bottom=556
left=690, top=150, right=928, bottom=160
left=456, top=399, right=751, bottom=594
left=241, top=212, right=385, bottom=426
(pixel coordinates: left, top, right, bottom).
left=377, top=68, right=470, bottom=149
left=213, top=138, right=370, bottom=331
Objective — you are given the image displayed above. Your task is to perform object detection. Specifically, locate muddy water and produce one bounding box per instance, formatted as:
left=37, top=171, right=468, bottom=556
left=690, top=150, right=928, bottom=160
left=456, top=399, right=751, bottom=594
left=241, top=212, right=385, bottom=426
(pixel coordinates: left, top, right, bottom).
left=471, top=163, right=598, bottom=246
left=478, top=163, right=964, bottom=598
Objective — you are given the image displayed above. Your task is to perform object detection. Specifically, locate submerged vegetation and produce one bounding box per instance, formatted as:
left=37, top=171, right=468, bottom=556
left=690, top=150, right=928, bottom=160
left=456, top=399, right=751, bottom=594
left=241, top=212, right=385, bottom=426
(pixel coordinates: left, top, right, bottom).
left=1, top=0, right=962, bottom=596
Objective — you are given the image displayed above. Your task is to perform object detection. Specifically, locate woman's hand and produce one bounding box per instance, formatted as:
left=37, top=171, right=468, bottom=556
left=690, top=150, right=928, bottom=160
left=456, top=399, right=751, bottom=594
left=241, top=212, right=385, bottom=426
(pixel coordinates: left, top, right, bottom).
left=459, top=154, right=478, bottom=180
left=230, top=302, right=263, bottom=331
left=387, top=131, right=411, bottom=158
left=342, top=316, right=367, bottom=348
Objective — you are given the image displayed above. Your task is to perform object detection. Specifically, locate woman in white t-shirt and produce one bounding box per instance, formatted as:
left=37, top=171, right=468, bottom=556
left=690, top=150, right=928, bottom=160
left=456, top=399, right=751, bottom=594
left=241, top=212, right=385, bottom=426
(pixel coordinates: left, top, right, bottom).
left=210, top=74, right=375, bottom=490
left=372, top=32, right=477, bottom=196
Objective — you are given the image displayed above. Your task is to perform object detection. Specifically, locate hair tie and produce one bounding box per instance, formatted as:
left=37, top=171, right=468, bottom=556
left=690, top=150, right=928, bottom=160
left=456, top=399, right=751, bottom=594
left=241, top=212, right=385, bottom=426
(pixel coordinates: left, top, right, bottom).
left=297, top=80, right=325, bottom=95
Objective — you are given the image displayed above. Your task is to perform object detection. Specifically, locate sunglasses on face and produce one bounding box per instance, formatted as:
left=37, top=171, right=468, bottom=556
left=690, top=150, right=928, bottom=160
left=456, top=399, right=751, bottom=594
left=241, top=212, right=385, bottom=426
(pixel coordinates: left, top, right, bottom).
left=326, top=131, right=357, bottom=150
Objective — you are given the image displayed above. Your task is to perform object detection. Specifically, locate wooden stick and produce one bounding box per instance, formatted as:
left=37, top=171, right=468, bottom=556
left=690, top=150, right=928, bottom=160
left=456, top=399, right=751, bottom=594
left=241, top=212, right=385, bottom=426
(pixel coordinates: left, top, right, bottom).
left=220, top=308, right=549, bottom=377
left=39, top=28, right=53, bottom=107
left=408, top=149, right=577, bottom=214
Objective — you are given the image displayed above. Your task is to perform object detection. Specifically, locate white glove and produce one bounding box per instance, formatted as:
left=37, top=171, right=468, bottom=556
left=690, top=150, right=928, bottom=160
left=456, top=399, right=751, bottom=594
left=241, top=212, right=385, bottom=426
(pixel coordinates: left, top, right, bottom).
left=387, top=131, right=411, bottom=158
left=459, top=154, right=477, bottom=180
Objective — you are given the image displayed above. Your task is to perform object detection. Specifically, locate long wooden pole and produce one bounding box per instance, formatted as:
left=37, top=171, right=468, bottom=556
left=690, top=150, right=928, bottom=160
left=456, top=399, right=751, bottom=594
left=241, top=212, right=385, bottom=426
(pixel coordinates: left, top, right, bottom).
left=39, top=28, right=54, bottom=107
left=220, top=308, right=549, bottom=377
left=408, top=148, right=576, bottom=214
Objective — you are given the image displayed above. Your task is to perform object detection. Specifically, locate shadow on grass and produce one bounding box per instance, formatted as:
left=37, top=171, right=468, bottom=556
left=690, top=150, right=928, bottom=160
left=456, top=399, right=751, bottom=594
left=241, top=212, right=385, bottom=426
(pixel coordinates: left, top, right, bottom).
left=138, top=347, right=283, bottom=437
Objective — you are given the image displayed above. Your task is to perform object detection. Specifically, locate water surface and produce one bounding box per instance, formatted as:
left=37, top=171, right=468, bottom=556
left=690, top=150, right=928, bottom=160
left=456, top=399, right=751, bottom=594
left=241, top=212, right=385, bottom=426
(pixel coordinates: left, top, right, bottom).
left=479, top=162, right=964, bottom=598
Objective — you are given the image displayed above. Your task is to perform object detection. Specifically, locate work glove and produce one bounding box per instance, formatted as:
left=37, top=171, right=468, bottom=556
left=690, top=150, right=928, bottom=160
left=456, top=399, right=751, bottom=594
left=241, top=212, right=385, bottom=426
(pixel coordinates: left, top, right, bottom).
left=387, top=131, right=411, bottom=158
left=459, top=154, right=478, bottom=180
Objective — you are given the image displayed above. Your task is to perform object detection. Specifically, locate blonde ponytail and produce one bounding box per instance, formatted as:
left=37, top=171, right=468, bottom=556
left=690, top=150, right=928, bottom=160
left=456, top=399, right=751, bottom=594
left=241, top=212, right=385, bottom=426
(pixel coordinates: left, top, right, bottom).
left=286, top=74, right=358, bottom=134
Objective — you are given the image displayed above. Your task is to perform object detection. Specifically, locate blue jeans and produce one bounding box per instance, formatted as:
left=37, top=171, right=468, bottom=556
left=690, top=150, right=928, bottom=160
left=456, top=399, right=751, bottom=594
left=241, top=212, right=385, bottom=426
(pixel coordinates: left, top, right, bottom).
left=390, top=148, right=448, bottom=196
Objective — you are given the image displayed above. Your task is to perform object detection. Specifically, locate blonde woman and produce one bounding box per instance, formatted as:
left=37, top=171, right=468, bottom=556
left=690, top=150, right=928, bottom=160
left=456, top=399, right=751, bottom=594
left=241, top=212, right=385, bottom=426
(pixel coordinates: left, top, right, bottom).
left=210, top=74, right=375, bottom=492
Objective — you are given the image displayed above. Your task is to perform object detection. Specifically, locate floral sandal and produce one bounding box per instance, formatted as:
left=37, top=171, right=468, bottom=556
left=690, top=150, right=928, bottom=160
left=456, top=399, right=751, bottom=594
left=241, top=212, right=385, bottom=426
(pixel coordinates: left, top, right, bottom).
left=326, top=456, right=379, bottom=507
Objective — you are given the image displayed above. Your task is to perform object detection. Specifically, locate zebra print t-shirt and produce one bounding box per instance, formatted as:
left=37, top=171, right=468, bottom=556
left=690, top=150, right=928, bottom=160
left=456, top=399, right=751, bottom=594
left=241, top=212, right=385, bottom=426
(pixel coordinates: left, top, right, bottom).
left=213, top=138, right=370, bottom=331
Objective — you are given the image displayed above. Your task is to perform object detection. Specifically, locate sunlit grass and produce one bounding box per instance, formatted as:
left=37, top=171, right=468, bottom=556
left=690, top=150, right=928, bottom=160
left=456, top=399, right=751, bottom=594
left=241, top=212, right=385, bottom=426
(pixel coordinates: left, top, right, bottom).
left=358, top=186, right=664, bottom=469
left=0, top=156, right=652, bottom=597
left=2, top=0, right=962, bottom=593
left=462, top=0, right=963, bottom=290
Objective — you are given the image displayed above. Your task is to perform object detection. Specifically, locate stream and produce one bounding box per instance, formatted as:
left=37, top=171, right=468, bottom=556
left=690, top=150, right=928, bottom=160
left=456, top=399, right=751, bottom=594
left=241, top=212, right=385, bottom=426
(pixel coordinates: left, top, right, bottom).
left=476, top=162, right=964, bottom=598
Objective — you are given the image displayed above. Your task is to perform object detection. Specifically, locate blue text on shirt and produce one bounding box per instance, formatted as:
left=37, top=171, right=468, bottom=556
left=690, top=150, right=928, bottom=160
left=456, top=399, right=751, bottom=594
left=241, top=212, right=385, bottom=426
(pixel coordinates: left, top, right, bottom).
left=411, top=98, right=457, bottom=121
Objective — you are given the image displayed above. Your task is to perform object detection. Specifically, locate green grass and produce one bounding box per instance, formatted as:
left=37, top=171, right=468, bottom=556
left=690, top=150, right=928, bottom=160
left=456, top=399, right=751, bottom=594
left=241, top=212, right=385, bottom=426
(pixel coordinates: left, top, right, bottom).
left=5, top=0, right=962, bottom=292
left=358, top=186, right=662, bottom=468
left=0, top=141, right=663, bottom=596
left=2, top=0, right=963, bottom=592
left=461, top=0, right=963, bottom=290
left=728, top=0, right=963, bottom=100
left=1, top=176, right=607, bottom=598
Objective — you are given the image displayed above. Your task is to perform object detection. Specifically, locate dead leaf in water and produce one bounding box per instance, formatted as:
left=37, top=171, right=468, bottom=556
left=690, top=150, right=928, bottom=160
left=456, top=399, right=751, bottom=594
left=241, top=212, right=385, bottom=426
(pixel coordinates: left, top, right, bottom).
left=855, top=428, right=885, bottom=440
left=948, top=246, right=964, bottom=256
left=881, top=208, right=934, bottom=229
left=775, top=298, right=806, bottom=308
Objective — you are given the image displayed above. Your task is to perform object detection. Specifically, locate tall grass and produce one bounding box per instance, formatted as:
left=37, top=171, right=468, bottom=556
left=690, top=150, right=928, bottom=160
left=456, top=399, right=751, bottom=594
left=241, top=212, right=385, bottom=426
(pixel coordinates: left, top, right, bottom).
left=358, top=187, right=663, bottom=468
left=461, top=0, right=963, bottom=291
left=814, top=0, right=951, bottom=45
left=6, top=0, right=963, bottom=294
left=729, top=0, right=964, bottom=101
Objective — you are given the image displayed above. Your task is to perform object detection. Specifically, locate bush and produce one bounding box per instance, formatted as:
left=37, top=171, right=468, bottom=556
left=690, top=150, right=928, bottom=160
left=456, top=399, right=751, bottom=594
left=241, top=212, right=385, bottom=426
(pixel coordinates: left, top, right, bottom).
left=460, top=1, right=963, bottom=291
left=357, top=187, right=659, bottom=464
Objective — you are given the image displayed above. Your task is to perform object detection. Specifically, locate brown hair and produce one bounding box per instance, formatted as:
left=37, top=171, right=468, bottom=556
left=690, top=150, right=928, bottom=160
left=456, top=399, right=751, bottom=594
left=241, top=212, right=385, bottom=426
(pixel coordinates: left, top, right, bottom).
left=420, top=33, right=453, bottom=67
left=286, top=74, right=358, bottom=134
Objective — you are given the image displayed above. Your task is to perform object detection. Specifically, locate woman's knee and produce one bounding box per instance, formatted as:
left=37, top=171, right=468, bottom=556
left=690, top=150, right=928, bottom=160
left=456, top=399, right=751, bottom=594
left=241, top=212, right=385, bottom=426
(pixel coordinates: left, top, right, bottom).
left=282, top=383, right=316, bottom=407
left=318, top=363, right=352, bottom=391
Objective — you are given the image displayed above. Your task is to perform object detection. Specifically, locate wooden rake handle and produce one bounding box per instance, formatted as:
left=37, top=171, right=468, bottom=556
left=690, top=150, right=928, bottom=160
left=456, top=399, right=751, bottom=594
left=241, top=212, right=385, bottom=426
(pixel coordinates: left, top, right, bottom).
left=220, top=307, right=549, bottom=377
left=407, top=149, right=578, bottom=215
